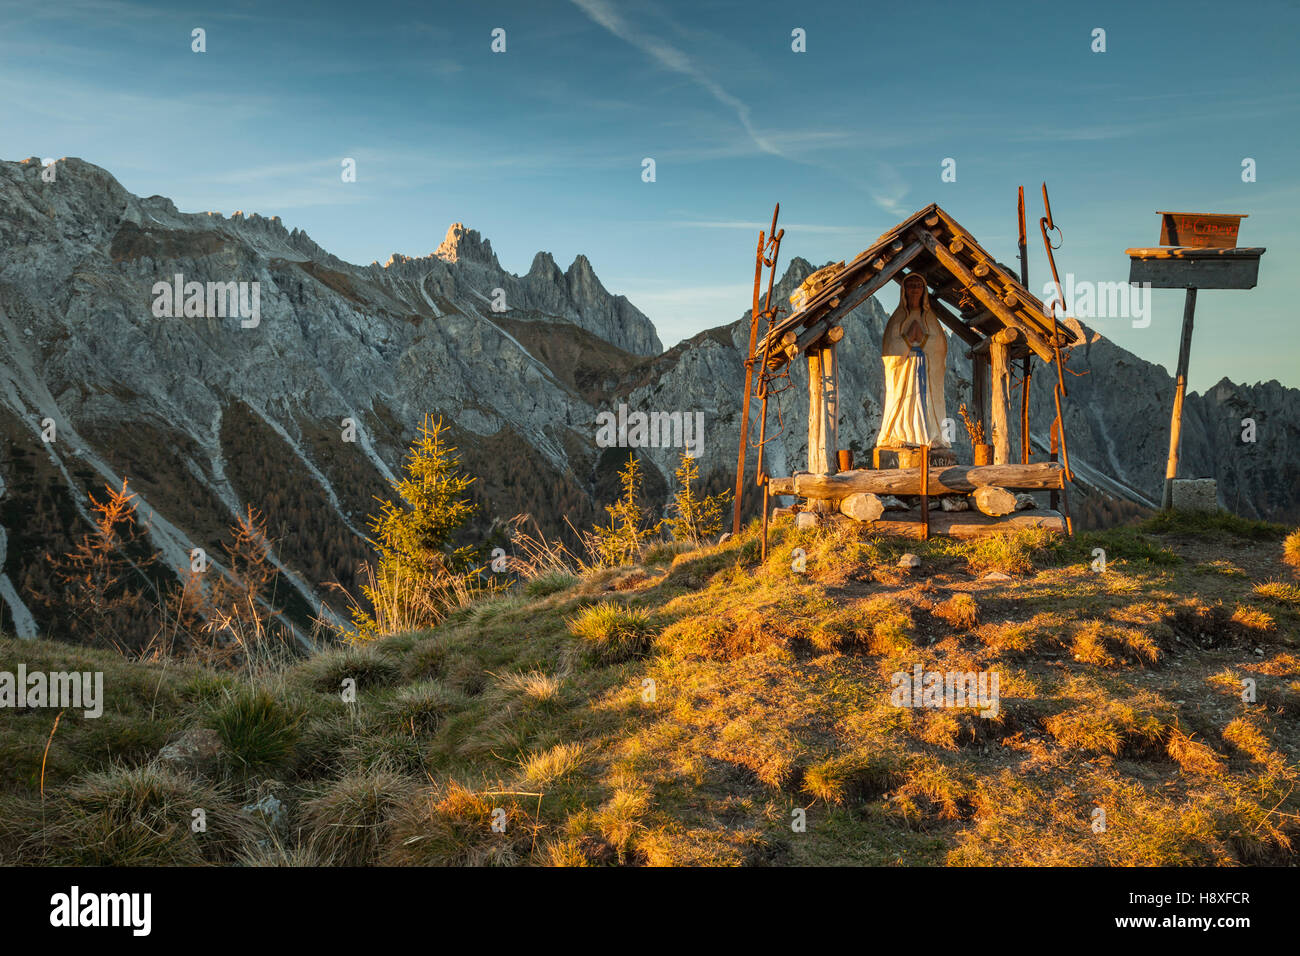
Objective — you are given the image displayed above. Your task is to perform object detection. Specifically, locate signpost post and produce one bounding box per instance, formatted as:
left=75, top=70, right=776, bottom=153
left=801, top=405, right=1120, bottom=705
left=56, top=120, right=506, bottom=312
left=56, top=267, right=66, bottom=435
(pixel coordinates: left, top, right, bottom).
left=1126, top=214, right=1265, bottom=511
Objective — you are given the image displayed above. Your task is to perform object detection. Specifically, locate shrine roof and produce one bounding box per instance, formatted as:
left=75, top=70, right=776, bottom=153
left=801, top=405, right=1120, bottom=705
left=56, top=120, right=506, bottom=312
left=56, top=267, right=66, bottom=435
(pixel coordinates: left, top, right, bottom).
left=755, top=203, right=1078, bottom=368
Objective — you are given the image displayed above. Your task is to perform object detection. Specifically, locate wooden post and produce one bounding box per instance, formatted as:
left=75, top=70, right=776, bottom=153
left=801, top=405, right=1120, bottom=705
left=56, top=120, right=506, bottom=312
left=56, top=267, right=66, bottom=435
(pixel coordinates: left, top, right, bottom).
left=1049, top=418, right=1060, bottom=513
left=1019, top=358, right=1032, bottom=464
left=920, top=446, right=931, bottom=540
left=971, top=353, right=989, bottom=454
left=807, top=349, right=837, bottom=513
left=821, top=341, right=839, bottom=473
left=990, top=331, right=1013, bottom=465
left=1162, top=288, right=1197, bottom=510
left=807, top=351, right=825, bottom=474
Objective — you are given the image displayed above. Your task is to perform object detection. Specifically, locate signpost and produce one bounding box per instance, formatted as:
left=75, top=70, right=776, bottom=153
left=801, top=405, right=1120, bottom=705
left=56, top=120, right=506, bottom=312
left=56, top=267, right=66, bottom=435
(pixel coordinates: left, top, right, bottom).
left=1126, top=215, right=1266, bottom=511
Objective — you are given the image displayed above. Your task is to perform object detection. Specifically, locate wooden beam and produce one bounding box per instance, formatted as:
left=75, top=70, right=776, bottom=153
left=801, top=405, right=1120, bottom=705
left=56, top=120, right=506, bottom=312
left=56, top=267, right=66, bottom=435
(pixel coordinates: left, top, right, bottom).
left=768, top=462, right=1065, bottom=497
left=927, top=295, right=982, bottom=348
left=918, top=229, right=1056, bottom=361
left=1020, top=357, right=1031, bottom=464
left=766, top=240, right=924, bottom=367
left=795, top=322, right=843, bottom=354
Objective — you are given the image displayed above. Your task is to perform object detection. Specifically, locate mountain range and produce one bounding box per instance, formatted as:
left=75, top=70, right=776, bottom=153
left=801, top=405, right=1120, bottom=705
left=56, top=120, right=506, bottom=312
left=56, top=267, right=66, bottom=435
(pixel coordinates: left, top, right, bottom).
left=2, top=156, right=1296, bottom=641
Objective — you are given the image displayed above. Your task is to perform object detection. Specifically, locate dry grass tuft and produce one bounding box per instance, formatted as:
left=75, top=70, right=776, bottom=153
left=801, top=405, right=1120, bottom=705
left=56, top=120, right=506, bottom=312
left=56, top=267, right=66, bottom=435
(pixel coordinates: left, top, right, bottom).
left=303, top=770, right=417, bottom=865
left=568, top=601, right=657, bottom=665
left=932, top=593, right=981, bottom=631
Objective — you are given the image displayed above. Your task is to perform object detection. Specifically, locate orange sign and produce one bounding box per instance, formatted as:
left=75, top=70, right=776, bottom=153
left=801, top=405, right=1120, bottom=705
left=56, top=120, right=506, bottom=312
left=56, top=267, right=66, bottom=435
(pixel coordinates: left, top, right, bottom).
left=1157, top=211, right=1247, bottom=249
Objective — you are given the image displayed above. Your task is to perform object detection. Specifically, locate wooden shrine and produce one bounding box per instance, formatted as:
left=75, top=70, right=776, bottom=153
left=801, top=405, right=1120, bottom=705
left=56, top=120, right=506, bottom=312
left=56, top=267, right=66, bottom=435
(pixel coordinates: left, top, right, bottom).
left=741, top=201, right=1081, bottom=541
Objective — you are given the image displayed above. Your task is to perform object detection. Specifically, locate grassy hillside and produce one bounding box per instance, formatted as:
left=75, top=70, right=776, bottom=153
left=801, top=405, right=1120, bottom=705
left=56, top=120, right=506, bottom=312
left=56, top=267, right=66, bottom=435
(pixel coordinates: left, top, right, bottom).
left=2, top=513, right=1298, bottom=866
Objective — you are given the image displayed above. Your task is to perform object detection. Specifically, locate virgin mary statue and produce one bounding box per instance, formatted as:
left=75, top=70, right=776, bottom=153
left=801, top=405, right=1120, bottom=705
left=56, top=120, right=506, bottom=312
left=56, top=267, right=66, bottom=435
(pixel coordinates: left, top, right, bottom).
left=877, top=273, right=949, bottom=449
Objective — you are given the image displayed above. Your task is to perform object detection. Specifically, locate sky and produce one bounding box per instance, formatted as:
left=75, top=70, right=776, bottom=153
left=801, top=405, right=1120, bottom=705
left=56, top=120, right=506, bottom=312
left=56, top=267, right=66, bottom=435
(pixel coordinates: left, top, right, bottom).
left=2, top=0, right=1297, bottom=391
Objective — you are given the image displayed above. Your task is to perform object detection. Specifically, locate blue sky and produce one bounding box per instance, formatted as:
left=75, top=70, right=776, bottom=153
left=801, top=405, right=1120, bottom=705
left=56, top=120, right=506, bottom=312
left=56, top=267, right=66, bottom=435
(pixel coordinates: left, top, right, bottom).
left=3, top=0, right=1297, bottom=390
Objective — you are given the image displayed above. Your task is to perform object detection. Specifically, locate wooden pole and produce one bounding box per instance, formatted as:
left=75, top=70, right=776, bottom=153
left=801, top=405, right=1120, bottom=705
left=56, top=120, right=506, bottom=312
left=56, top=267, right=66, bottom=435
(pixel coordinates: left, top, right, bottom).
left=1162, top=288, right=1198, bottom=510
left=1049, top=418, right=1060, bottom=512
left=732, top=229, right=766, bottom=536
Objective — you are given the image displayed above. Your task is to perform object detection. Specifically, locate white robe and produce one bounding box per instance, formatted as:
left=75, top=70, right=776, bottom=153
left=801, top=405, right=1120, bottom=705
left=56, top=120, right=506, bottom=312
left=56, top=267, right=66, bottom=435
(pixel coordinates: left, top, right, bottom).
left=877, top=291, right=949, bottom=449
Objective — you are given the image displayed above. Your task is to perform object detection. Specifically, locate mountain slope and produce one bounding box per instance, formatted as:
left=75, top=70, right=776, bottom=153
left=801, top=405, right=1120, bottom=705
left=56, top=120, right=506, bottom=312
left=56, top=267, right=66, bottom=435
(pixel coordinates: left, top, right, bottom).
left=2, top=518, right=1297, bottom=865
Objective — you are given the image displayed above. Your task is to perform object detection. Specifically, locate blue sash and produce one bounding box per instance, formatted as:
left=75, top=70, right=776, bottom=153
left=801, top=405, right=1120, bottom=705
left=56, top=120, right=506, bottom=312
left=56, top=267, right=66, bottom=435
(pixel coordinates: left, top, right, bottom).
left=910, top=344, right=927, bottom=412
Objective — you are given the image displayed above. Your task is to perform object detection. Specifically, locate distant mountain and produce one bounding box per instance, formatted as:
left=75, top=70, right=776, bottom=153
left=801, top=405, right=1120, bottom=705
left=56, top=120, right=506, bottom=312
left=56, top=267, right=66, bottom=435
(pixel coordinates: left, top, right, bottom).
left=1, top=157, right=1295, bottom=641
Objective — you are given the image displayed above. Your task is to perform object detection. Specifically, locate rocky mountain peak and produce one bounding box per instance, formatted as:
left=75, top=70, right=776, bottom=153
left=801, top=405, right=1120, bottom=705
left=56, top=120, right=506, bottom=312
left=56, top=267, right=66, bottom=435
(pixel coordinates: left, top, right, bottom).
left=435, top=222, right=499, bottom=267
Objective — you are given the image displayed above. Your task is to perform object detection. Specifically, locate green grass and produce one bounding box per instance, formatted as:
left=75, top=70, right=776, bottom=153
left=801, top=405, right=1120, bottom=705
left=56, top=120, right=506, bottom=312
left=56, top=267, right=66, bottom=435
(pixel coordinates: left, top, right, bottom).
left=2, top=515, right=1298, bottom=866
left=1139, top=509, right=1290, bottom=541
left=208, top=686, right=305, bottom=775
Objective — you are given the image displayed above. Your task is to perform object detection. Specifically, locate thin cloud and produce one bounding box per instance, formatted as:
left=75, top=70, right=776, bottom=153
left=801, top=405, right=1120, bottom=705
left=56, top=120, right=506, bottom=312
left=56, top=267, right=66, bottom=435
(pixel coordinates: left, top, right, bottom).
left=569, top=0, right=782, bottom=158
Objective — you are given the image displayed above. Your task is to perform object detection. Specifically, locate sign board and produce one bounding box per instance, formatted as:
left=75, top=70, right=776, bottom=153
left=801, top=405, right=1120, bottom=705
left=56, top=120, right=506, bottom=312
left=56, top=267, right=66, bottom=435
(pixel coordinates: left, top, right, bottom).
left=1126, top=247, right=1264, bottom=290
left=1157, top=211, right=1246, bottom=249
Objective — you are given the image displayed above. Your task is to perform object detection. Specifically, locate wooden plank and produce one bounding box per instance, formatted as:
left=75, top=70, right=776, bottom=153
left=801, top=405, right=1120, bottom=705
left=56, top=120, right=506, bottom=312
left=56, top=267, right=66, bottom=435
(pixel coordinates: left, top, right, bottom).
left=822, top=340, right=840, bottom=477
left=972, top=352, right=989, bottom=447
left=1127, top=253, right=1261, bottom=290
left=920, top=448, right=930, bottom=540
left=1157, top=212, right=1247, bottom=249
left=768, top=462, right=1065, bottom=497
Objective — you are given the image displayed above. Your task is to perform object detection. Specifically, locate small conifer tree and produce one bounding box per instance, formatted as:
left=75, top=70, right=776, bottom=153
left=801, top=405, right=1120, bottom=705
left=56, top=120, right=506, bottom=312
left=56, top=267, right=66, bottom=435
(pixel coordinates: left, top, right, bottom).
left=352, top=415, right=478, bottom=637
left=664, top=451, right=730, bottom=545
left=590, top=453, right=657, bottom=566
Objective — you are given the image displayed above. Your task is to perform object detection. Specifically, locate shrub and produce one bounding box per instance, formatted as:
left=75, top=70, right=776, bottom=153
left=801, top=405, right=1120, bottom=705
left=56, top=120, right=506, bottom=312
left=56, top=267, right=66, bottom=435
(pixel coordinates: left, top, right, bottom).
left=802, top=752, right=902, bottom=805
left=1254, top=581, right=1300, bottom=608
left=932, top=593, right=980, bottom=631
left=519, top=742, right=590, bottom=786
